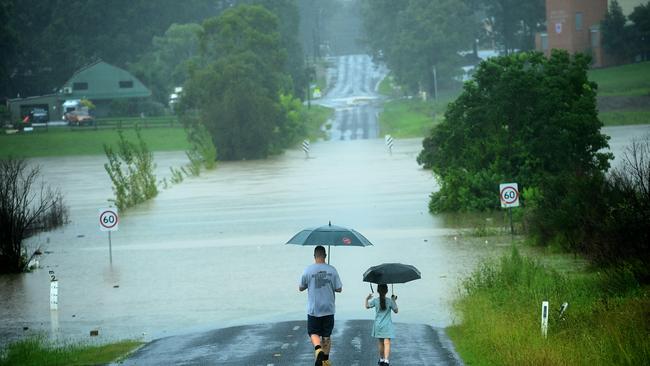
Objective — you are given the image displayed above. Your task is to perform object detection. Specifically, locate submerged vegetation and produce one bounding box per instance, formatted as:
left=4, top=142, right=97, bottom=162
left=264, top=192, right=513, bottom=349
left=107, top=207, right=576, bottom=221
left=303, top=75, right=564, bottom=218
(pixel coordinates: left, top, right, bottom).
left=0, top=337, right=142, bottom=366
left=448, top=248, right=650, bottom=366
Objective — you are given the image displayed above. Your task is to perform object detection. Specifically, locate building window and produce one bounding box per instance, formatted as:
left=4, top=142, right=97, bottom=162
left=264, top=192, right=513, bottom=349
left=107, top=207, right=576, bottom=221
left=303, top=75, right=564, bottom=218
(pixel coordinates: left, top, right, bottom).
left=541, top=33, right=548, bottom=51
left=576, top=12, right=583, bottom=31
left=119, top=80, right=134, bottom=88
left=73, top=82, right=88, bottom=90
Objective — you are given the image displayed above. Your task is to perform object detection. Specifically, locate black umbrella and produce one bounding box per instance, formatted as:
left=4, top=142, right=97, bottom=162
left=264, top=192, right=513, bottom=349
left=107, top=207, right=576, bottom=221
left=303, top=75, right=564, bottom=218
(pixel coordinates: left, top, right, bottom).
left=286, top=221, right=373, bottom=263
left=363, top=263, right=421, bottom=293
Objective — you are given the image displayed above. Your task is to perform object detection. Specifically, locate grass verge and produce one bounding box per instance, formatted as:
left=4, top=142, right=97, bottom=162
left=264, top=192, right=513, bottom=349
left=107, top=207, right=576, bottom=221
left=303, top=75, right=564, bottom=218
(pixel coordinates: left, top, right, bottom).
left=589, top=61, right=650, bottom=97
left=304, top=105, right=334, bottom=141
left=379, top=97, right=451, bottom=138
left=0, top=337, right=142, bottom=366
left=0, top=128, right=191, bottom=158
left=447, top=247, right=650, bottom=365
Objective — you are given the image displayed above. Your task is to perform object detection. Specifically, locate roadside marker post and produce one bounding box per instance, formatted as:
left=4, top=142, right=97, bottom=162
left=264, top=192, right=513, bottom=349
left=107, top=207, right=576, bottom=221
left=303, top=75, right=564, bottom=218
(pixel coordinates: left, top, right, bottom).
left=301, top=139, right=310, bottom=158
left=49, top=270, right=58, bottom=310
left=499, top=183, right=520, bottom=236
left=99, top=208, right=119, bottom=263
left=385, top=134, right=394, bottom=155
left=541, top=301, right=549, bottom=338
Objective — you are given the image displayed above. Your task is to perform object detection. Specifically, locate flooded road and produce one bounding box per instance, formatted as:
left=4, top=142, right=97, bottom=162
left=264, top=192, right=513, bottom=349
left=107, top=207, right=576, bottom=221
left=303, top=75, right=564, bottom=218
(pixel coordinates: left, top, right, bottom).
left=1, top=55, right=648, bottom=348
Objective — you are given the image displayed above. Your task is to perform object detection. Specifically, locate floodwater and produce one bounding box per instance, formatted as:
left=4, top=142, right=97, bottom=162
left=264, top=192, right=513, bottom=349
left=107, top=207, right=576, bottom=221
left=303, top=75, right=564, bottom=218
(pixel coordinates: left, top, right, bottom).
left=1, top=55, right=648, bottom=347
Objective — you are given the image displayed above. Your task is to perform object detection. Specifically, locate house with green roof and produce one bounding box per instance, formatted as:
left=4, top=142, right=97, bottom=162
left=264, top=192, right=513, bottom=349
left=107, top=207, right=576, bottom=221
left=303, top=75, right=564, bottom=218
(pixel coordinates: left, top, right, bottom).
left=8, top=60, right=151, bottom=122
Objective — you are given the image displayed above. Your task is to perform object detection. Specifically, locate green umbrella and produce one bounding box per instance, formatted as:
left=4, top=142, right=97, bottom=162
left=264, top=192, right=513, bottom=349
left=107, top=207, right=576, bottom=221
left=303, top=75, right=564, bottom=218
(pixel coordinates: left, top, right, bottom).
left=286, top=221, right=373, bottom=263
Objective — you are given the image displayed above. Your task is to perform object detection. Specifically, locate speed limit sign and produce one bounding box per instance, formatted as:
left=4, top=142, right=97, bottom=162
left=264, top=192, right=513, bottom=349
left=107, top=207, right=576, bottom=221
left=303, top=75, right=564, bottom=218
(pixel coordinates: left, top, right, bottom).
left=499, top=183, right=520, bottom=208
left=99, top=208, right=119, bottom=232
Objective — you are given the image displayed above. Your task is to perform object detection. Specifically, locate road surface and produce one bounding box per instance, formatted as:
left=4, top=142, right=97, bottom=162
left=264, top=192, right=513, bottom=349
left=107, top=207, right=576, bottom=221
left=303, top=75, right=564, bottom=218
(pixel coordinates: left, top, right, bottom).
left=119, top=320, right=463, bottom=366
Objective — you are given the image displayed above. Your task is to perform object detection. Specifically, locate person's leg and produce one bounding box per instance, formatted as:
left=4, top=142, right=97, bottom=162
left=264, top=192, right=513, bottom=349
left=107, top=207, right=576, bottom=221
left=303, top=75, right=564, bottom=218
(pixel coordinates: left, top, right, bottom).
left=377, top=339, right=385, bottom=363
left=310, top=334, right=321, bottom=347
left=383, top=338, right=391, bottom=364
left=308, top=315, right=325, bottom=365
left=321, top=315, right=334, bottom=365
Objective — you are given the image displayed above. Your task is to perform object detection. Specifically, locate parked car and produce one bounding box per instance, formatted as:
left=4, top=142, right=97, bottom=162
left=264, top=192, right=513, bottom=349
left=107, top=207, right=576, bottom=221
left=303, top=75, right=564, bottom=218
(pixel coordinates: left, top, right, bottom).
left=64, top=110, right=95, bottom=126
left=30, top=108, right=48, bottom=124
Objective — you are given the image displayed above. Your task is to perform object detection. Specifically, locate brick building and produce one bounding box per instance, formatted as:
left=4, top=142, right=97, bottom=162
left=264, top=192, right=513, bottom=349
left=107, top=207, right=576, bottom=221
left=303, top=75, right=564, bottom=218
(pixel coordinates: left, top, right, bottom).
left=536, top=0, right=610, bottom=67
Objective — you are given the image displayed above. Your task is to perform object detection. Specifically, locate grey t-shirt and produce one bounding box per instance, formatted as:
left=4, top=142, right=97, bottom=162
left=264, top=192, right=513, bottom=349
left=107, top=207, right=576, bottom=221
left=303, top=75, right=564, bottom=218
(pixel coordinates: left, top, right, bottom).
left=300, top=263, right=342, bottom=317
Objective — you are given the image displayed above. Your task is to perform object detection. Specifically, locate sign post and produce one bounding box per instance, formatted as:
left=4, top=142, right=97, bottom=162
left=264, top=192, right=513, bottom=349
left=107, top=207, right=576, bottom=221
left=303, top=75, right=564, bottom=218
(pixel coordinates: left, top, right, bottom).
left=49, top=270, right=58, bottom=310
left=301, top=139, right=310, bottom=158
left=541, top=301, right=549, bottom=338
left=385, top=134, right=394, bottom=155
left=499, top=183, right=520, bottom=236
left=99, top=208, right=119, bottom=263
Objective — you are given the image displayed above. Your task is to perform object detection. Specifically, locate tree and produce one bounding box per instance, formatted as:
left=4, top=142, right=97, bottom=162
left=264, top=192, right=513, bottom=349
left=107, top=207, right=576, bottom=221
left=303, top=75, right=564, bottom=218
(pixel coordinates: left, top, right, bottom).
left=629, top=2, right=650, bottom=61
left=0, top=0, right=17, bottom=100
left=602, top=0, right=633, bottom=63
left=129, top=23, right=203, bottom=104
left=0, top=158, right=68, bottom=273
left=181, top=5, right=289, bottom=160
left=481, top=0, right=545, bottom=54
left=360, top=0, right=475, bottom=94
left=417, top=50, right=611, bottom=213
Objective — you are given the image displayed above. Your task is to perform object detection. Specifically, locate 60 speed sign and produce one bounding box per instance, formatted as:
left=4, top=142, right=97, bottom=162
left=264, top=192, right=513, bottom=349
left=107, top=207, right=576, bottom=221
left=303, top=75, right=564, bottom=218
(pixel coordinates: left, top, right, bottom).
left=499, top=183, right=520, bottom=208
left=99, top=208, right=119, bottom=232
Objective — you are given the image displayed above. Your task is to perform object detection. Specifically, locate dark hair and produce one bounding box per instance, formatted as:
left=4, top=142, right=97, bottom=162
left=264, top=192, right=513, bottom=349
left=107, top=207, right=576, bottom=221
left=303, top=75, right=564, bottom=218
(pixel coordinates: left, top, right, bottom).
left=314, top=245, right=326, bottom=259
left=377, top=284, right=388, bottom=311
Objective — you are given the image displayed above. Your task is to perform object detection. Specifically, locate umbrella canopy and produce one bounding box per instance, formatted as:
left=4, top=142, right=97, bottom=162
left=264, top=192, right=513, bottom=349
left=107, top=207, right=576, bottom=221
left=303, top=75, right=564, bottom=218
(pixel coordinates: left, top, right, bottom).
left=286, top=221, right=373, bottom=263
left=363, top=263, right=421, bottom=284
left=286, top=221, right=373, bottom=247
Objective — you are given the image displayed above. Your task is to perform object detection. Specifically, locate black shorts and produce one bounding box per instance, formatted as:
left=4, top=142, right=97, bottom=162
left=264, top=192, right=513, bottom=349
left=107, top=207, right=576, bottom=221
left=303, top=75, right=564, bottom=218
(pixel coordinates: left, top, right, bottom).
left=307, top=314, right=334, bottom=337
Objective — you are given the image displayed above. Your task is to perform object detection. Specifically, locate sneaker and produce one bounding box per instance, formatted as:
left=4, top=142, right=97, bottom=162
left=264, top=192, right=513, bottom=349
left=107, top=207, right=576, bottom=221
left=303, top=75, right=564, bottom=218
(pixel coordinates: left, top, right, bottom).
left=314, top=348, right=325, bottom=366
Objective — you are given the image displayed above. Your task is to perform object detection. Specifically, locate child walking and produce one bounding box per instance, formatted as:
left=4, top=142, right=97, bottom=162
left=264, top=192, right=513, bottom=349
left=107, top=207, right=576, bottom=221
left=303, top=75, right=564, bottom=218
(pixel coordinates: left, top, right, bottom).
left=365, top=284, right=398, bottom=366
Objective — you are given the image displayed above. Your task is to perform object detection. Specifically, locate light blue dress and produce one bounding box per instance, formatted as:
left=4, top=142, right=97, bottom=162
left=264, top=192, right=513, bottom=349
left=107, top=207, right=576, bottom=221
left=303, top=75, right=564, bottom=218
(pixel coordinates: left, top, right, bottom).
left=368, top=297, right=396, bottom=339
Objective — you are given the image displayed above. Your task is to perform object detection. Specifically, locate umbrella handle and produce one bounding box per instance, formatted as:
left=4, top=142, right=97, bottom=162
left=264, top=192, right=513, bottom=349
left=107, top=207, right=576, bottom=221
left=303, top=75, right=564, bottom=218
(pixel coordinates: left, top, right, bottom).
left=369, top=283, right=373, bottom=293
left=391, top=284, right=394, bottom=295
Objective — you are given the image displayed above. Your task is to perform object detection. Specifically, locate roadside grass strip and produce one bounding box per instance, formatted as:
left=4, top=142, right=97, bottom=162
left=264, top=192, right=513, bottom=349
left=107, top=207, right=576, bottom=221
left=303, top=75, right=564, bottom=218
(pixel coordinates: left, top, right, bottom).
left=448, top=247, right=650, bottom=366
left=0, top=128, right=191, bottom=158
left=0, top=337, right=142, bottom=366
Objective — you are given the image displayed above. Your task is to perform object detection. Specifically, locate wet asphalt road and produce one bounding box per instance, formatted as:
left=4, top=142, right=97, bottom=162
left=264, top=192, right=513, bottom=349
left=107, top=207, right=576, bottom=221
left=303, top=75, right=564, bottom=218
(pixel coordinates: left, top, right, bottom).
left=118, top=320, right=463, bottom=366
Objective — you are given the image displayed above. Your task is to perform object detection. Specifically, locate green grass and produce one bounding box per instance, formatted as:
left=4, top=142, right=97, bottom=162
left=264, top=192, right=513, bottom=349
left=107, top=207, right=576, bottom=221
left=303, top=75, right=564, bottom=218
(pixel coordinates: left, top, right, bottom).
left=379, top=97, right=453, bottom=138
left=447, top=247, right=650, bottom=366
left=0, top=337, right=142, bottom=366
left=589, top=61, right=650, bottom=97
left=304, top=104, right=334, bottom=141
left=599, top=110, right=650, bottom=126
left=0, top=128, right=191, bottom=158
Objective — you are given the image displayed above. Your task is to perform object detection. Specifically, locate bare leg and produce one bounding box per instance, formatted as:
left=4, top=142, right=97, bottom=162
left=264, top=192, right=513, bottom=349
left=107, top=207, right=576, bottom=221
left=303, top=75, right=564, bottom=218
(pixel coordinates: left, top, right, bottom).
left=383, top=338, right=391, bottom=360
left=378, top=339, right=384, bottom=359
left=310, top=334, right=321, bottom=347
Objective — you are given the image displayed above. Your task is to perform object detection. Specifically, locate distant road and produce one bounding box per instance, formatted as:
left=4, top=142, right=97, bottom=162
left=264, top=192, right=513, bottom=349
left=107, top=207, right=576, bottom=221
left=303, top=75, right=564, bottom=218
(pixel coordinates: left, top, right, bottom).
left=118, top=320, right=463, bottom=366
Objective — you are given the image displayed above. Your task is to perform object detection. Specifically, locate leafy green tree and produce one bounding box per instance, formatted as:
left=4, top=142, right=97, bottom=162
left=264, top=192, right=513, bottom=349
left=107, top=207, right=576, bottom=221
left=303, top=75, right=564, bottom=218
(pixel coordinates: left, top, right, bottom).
left=361, top=0, right=475, bottom=94
left=0, top=0, right=17, bottom=99
left=602, top=0, right=633, bottom=63
left=129, top=23, right=202, bottom=104
left=480, top=0, right=545, bottom=54
left=418, top=50, right=611, bottom=213
left=629, top=2, right=650, bottom=61
left=182, top=5, right=288, bottom=160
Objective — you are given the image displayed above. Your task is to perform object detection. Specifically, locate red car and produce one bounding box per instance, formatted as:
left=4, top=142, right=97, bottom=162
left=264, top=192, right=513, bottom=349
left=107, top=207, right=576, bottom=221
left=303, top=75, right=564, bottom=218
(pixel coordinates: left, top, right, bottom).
left=64, top=110, right=95, bottom=126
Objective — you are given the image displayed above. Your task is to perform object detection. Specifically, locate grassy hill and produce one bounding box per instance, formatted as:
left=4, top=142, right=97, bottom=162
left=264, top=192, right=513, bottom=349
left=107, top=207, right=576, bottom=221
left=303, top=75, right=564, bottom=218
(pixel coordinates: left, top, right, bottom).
left=588, top=61, right=650, bottom=97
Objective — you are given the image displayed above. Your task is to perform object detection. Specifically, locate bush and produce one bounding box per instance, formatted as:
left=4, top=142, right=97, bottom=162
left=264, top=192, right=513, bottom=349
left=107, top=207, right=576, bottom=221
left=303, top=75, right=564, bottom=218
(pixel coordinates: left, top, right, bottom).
left=0, top=158, right=68, bottom=273
left=103, top=127, right=158, bottom=211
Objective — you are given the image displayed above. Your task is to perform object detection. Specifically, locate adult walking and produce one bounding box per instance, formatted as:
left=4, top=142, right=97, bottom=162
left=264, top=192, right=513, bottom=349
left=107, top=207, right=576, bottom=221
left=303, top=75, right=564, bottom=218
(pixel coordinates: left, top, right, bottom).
left=299, top=245, right=342, bottom=366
